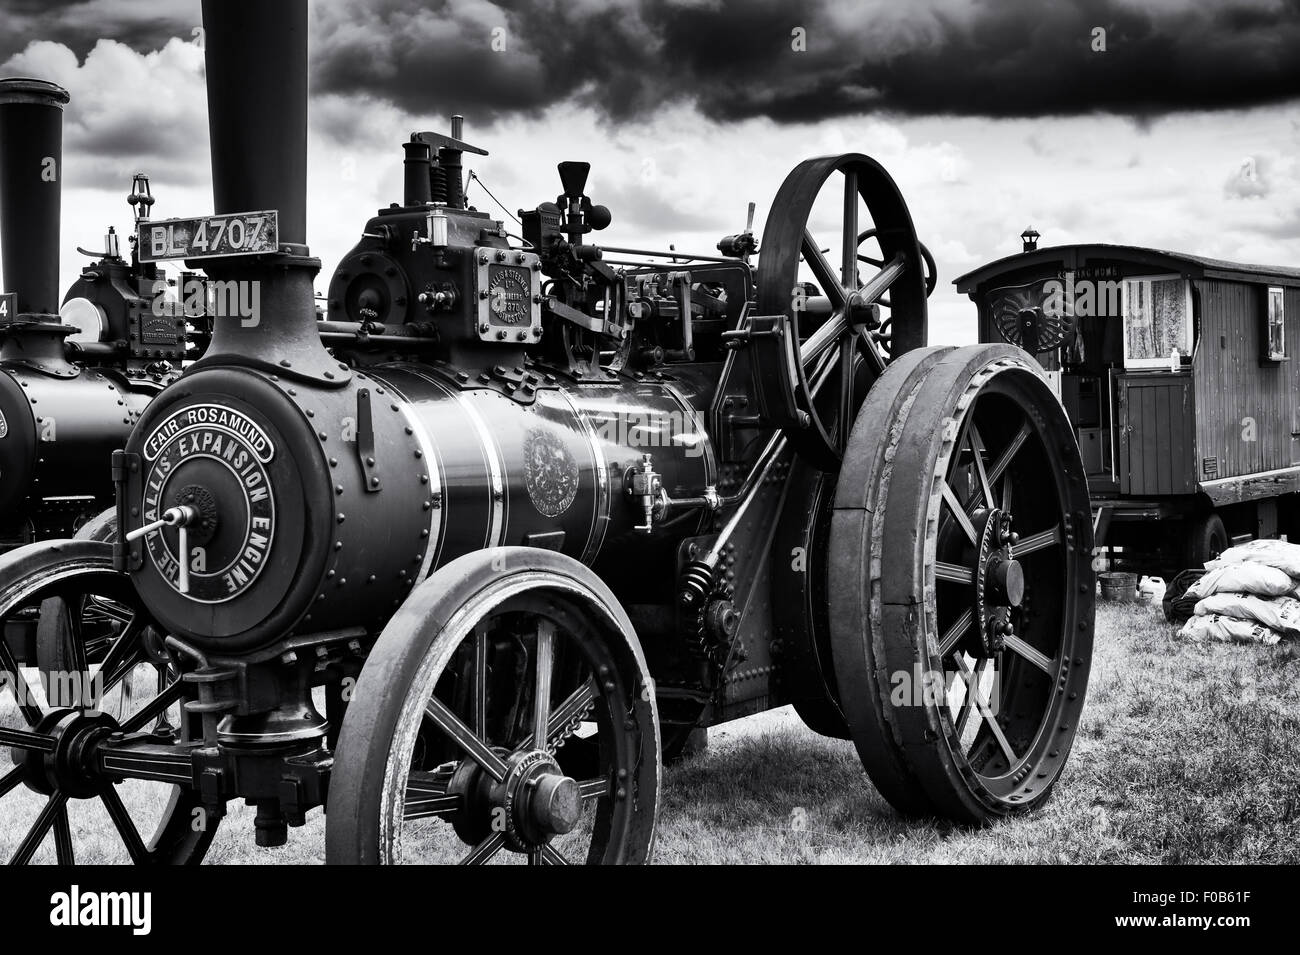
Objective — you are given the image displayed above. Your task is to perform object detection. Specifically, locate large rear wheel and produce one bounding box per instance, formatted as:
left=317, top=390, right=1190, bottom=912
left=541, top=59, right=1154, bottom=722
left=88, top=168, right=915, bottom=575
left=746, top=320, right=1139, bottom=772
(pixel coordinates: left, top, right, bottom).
left=829, top=344, right=1094, bottom=824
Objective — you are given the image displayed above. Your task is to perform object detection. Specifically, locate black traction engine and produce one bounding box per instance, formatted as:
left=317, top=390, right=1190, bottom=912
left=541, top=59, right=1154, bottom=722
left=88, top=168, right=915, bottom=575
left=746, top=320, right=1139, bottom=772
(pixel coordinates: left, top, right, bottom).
left=0, top=0, right=1094, bottom=866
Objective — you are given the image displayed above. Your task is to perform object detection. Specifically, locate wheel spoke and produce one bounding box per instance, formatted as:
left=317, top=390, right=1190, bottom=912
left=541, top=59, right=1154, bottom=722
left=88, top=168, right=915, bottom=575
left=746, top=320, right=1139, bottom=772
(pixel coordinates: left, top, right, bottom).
left=0, top=766, right=24, bottom=798
left=53, top=805, right=74, bottom=865
left=540, top=844, right=571, bottom=865
left=513, top=675, right=598, bottom=755
left=472, top=625, right=488, bottom=739
left=937, top=608, right=973, bottom=658
left=0, top=727, right=55, bottom=752
left=424, top=697, right=508, bottom=783
left=96, top=615, right=147, bottom=696
left=837, top=336, right=855, bottom=451
left=118, top=678, right=184, bottom=734
left=986, top=422, right=1031, bottom=486
left=1003, top=633, right=1055, bottom=675
left=841, top=168, right=859, bottom=289
left=532, top=620, right=555, bottom=752
left=100, top=784, right=149, bottom=863
left=801, top=230, right=846, bottom=311
left=954, top=654, right=1018, bottom=766
left=0, top=632, right=43, bottom=726
left=578, top=777, right=609, bottom=802
left=941, top=483, right=979, bottom=547
left=953, top=658, right=984, bottom=739
left=403, top=769, right=459, bottom=821
left=9, top=791, right=67, bottom=865
left=459, top=830, right=505, bottom=865
left=967, top=422, right=996, bottom=510
left=52, top=594, right=89, bottom=694
left=935, top=561, right=975, bottom=585
left=1014, top=525, right=1062, bottom=556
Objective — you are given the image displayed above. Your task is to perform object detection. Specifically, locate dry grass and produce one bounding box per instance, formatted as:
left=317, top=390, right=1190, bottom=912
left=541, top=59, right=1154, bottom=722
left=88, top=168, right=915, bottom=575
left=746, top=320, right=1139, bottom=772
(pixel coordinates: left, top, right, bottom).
left=3, top=597, right=1298, bottom=864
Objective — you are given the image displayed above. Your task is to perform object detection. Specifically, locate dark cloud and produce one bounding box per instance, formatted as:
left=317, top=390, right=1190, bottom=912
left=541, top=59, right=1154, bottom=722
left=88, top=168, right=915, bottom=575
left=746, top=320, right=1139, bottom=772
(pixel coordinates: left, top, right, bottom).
left=309, top=0, right=1300, bottom=123
left=0, top=0, right=200, bottom=63
left=6, top=0, right=1298, bottom=125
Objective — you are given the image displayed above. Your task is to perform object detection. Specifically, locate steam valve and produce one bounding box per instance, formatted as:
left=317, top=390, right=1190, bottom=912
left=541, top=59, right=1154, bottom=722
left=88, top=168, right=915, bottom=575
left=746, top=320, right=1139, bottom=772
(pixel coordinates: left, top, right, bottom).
left=627, top=454, right=663, bottom=534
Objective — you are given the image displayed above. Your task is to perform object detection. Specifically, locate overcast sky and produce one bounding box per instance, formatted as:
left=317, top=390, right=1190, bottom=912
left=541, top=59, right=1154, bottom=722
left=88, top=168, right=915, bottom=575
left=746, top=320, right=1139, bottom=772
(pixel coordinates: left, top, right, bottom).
left=2, top=0, right=1299, bottom=343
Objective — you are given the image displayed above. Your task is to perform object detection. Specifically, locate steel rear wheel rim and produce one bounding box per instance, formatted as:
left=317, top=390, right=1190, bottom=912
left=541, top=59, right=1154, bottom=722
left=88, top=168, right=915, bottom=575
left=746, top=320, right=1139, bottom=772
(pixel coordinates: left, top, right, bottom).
left=928, top=370, right=1091, bottom=805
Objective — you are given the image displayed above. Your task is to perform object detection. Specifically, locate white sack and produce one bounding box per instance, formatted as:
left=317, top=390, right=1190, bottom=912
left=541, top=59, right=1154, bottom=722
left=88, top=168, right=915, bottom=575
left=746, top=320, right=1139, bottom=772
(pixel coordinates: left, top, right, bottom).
left=1206, top=539, right=1300, bottom=577
left=1193, top=592, right=1300, bottom=637
left=1185, top=563, right=1296, bottom=600
left=1178, top=613, right=1282, bottom=646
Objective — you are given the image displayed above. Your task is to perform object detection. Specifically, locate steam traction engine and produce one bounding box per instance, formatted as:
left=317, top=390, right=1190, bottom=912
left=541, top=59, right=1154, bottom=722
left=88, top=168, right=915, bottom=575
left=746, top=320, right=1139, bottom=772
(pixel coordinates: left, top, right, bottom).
left=0, top=78, right=196, bottom=550
left=0, top=0, right=1094, bottom=865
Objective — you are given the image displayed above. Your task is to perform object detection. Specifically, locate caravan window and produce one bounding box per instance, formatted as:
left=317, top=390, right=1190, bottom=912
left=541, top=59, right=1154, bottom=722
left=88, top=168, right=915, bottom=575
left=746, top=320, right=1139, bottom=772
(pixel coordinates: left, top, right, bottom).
left=1121, top=275, right=1192, bottom=369
left=1267, top=286, right=1285, bottom=361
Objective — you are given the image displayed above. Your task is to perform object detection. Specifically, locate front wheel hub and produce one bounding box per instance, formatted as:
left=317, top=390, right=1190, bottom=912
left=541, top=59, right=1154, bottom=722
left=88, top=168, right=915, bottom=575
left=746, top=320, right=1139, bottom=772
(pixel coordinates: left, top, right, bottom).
left=448, top=748, right=582, bottom=852
left=18, top=709, right=118, bottom=799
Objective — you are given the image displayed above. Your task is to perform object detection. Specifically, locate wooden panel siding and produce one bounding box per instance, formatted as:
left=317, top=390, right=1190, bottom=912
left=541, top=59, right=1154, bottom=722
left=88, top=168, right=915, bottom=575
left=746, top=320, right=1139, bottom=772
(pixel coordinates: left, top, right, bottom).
left=1192, top=280, right=1300, bottom=483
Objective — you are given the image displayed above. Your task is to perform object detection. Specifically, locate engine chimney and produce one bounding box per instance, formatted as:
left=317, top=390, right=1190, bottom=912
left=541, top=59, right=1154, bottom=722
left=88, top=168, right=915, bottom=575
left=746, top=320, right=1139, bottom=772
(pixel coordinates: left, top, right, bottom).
left=195, top=0, right=344, bottom=384
left=0, top=78, right=69, bottom=318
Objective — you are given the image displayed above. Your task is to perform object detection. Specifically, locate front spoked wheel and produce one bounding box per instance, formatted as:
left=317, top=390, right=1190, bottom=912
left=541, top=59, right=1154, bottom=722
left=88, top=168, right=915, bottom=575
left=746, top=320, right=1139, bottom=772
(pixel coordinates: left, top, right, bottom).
left=0, top=541, right=214, bottom=864
left=327, top=548, right=660, bottom=864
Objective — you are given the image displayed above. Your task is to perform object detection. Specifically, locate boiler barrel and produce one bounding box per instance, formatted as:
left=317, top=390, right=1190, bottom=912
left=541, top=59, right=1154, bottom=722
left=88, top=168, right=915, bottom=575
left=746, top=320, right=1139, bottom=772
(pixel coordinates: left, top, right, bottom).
left=121, top=363, right=714, bottom=649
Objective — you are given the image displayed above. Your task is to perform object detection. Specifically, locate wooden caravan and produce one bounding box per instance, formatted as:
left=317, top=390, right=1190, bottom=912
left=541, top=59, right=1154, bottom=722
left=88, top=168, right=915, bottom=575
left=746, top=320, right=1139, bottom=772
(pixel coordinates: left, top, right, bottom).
left=957, top=242, right=1300, bottom=572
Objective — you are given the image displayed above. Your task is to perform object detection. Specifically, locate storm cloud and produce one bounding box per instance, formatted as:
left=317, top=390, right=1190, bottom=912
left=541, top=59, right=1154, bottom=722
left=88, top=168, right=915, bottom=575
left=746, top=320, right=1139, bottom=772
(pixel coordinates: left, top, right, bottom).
left=4, top=0, right=1299, bottom=126
left=309, top=0, right=1300, bottom=123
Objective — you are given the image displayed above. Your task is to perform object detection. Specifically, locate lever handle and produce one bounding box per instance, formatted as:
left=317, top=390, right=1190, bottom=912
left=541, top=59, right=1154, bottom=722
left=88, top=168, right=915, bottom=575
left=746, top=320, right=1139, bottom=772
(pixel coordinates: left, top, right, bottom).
left=124, top=505, right=198, bottom=595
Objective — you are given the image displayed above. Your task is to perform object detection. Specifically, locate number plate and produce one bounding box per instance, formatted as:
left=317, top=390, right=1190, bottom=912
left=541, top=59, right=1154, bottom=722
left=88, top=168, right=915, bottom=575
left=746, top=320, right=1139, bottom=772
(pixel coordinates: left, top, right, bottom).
left=137, top=211, right=278, bottom=262
left=0, top=292, right=16, bottom=322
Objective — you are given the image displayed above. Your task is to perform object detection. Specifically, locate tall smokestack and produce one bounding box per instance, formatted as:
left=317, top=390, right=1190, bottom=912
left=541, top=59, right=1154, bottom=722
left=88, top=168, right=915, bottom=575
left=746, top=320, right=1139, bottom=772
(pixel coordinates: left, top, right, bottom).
left=196, top=0, right=343, bottom=384
left=0, top=78, right=69, bottom=318
left=202, top=0, right=307, bottom=247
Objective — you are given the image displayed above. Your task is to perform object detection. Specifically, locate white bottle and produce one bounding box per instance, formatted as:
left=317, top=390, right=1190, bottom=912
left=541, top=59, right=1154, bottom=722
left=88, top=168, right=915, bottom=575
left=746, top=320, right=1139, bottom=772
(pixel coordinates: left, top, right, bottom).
left=1169, top=347, right=1181, bottom=372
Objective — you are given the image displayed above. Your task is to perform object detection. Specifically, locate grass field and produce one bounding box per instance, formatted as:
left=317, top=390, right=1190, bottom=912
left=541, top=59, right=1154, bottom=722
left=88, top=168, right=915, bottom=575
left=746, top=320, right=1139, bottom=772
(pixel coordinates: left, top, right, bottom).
left=3, top=596, right=1298, bottom=864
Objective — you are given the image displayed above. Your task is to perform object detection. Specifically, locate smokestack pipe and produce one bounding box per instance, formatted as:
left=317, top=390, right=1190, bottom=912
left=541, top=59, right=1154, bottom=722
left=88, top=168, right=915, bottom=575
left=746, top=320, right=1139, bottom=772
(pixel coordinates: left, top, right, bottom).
left=0, top=78, right=69, bottom=318
left=202, top=0, right=307, bottom=247
left=195, top=0, right=346, bottom=385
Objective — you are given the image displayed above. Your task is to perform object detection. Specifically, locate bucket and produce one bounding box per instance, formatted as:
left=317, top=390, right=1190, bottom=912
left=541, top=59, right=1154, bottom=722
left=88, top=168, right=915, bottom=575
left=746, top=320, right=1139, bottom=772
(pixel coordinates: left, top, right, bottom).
left=1099, top=571, right=1139, bottom=602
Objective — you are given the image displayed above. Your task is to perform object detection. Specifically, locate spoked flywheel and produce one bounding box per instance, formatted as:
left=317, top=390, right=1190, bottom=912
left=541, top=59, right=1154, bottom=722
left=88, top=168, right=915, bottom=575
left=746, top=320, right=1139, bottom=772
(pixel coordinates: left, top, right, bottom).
left=0, top=540, right=215, bottom=863
left=829, top=344, right=1094, bottom=824
left=327, top=547, right=659, bottom=864
left=753, top=153, right=930, bottom=470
